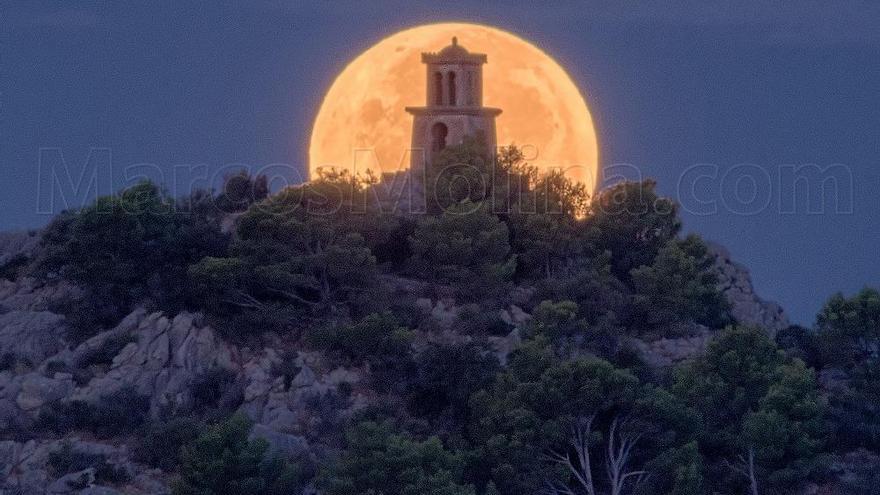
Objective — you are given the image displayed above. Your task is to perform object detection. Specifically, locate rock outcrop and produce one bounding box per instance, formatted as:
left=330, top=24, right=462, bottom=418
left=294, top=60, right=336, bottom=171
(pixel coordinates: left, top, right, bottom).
left=709, top=242, right=789, bottom=334
left=69, top=310, right=238, bottom=416
left=0, top=302, right=369, bottom=494
left=0, top=437, right=167, bottom=495
left=0, top=230, right=40, bottom=267
left=239, top=348, right=366, bottom=446
left=0, top=277, right=81, bottom=313
left=628, top=325, right=714, bottom=368
left=0, top=279, right=77, bottom=432
left=0, top=310, right=67, bottom=365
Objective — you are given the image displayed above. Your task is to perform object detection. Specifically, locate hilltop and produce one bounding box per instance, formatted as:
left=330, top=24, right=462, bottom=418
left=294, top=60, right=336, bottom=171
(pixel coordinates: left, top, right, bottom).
left=0, top=143, right=877, bottom=495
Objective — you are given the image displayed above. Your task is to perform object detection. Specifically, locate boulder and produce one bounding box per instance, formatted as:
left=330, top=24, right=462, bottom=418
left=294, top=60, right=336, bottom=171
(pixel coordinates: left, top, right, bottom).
left=242, top=349, right=282, bottom=403
left=0, top=310, right=67, bottom=365
left=430, top=299, right=460, bottom=328
left=826, top=449, right=880, bottom=493
left=0, top=394, right=24, bottom=431
left=488, top=328, right=522, bottom=365
left=67, top=308, right=146, bottom=367
left=414, top=297, right=433, bottom=314
left=292, top=365, right=317, bottom=389
left=377, top=274, right=432, bottom=297
left=15, top=372, right=74, bottom=413
left=258, top=403, right=297, bottom=432
left=499, top=305, right=531, bottom=327
left=818, top=368, right=849, bottom=392
left=129, top=471, right=172, bottom=495
left=0, top=277, right=81, bottom=312
left=47, top=468, right=94, bottom=494
left=1, top=440, right=52, bottom=494
left=325, top=367, right=360, bottom=387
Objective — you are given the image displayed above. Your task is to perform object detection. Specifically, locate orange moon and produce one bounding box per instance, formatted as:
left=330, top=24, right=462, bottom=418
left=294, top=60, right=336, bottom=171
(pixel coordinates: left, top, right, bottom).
left=309, top=22, right=599, bottom=192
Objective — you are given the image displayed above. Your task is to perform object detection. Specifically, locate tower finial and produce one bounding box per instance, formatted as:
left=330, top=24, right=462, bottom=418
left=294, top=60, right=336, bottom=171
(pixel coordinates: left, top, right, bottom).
left=452, top=36, right=457, bottom=46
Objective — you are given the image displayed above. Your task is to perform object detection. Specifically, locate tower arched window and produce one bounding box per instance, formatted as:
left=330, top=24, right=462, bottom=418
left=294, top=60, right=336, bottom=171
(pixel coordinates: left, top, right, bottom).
left=431, top=122, right=448, bottom=152
left=447, top=71, right=457, bottom=106
left=434, top=72, right=443, bottom=105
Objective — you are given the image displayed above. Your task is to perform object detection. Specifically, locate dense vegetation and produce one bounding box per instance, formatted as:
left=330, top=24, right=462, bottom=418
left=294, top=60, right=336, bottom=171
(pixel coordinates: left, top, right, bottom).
left=23, top=144, right=880, bottom=494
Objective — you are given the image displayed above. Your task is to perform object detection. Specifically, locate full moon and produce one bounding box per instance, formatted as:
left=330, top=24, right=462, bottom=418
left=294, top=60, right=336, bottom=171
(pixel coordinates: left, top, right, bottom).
left=309, top=22, right=599, bottom=192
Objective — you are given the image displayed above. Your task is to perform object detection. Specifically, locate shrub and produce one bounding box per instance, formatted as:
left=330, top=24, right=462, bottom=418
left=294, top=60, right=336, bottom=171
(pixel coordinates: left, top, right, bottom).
left=532, top=252, right=631, bottom=330
left=522, top=300, right=631, bottom=362
left=527, top=300, right=584, bottom=340
left=36, top=181, right=228, bottom=341
left=406, top=342, right=499, bottom=426
left=309, top=313, right=415, bottom=393
left=0, top=352, right=14, bottom=372
left=134, top=417, right=203, bottom=471
left=43, top=360, right=93, bottom=386
left=172, top=414, right=305, bottom=495
left=318, top=421, right=475, bottom=495
left=407, top=201, right=515, bottom=296
left=0, top=352, right=31, bottom=372
left=672, top=326, right=826, bottom=494
left=271, top=350, right=301, bottom=391
left=48, top=442, right=130, bottom=484
left=189, top=179, right=378, bottom=337
left=814, top=288, right=880, bottom=451
left=301, top=389, right=350, bottom=443
left=469, top=340, right=645, bottom=494
left=358, top=213, right=417, bottom=267
left=584, top=180, right=680, bottom=282
left=36, top=387, right=150, bottom=437
left=215, top=171, right=269, bottom=213
left=505, top=169, right=589, bottom=281
left=453, top=306, right=513, bottom=337
left=425, top=135, right=495, bottom=212
left=775, top=324, right=822, bottom=369
left=309, top=312, right=413, bottom=367
left=629, top=236, right=731, bottom=332
left=76, top=333, right=136, bottom=368
left=816, top=288, right=880, bottom=372
left=48, top=294, right=126, bottom=344
left=0, top=253, right=29, bottom=281
left=190, top=367, right=242, bottom=416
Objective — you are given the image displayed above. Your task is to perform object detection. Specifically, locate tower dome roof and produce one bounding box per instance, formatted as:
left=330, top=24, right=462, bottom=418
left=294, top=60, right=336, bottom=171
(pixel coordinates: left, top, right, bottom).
left=422, top=37, right=487, bottom=64
left=438, top=37, right=469, bottom=57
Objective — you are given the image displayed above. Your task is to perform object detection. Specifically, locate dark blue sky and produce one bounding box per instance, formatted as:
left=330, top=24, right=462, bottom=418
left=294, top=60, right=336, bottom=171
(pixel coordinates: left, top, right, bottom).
left=2, top=1, right=879, bottom=325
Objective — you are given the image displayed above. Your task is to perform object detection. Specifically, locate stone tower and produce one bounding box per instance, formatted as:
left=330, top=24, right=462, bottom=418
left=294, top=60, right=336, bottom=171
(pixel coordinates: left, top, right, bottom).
left=405, top=37, right=502, bottom=178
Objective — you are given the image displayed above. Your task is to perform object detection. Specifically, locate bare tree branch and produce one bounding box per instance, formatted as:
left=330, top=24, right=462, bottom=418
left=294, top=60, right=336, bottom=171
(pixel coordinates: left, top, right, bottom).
left=264, top=287, right=319, bottom=307
left=544, top=414, right=648, bottom=495
left=725, top=448, right=759, bottom=495
left=543, top=415, right=596, bottom=495
left=606, top=415, right=649, bottom=495
left=541, top=480, right=576, bottom=495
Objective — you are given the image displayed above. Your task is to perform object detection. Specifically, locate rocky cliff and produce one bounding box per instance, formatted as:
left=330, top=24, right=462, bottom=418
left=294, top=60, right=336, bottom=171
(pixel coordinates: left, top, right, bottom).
left=0, top=231, right=794, bottom=494
left=0, top=275, right=366, bottom=494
